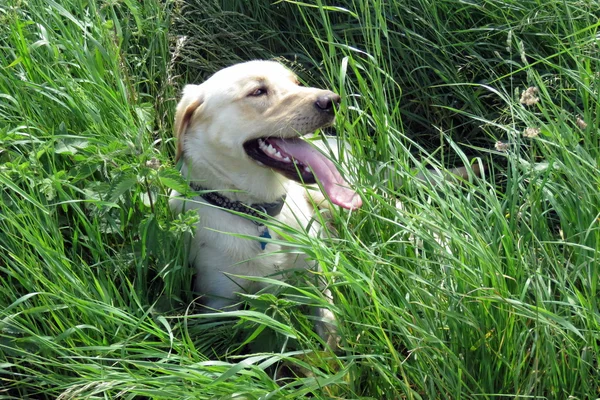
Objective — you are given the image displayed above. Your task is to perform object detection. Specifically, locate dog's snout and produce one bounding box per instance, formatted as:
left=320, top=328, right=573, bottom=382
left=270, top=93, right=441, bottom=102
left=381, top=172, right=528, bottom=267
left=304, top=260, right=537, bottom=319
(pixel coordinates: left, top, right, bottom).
left=315, top=92, right=341, bottom=114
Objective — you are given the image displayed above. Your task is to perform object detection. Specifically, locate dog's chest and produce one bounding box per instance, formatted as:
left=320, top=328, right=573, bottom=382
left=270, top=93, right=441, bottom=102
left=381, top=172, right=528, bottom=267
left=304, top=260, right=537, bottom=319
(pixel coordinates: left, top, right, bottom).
left=171, top=187, right=319, bottom=281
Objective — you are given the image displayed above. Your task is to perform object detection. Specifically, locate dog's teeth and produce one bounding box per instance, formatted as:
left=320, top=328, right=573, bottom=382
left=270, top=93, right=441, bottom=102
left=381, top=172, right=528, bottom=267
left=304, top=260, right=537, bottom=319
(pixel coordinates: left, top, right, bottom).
left=263, top=144, right=276, bottom=156
left=259, top=139, right=292, bottom=161
left=304, top=166, right=311, bottom=173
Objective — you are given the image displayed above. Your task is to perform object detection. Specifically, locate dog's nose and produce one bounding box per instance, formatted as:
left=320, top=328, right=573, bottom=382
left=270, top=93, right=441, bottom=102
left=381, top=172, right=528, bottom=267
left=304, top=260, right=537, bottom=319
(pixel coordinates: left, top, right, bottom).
left=315, top=92, right=341, bottom=114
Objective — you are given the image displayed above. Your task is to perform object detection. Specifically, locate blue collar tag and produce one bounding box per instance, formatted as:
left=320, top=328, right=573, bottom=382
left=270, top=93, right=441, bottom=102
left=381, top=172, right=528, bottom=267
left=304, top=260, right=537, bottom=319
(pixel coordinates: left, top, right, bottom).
left=259, top=228, right=271, bottom=250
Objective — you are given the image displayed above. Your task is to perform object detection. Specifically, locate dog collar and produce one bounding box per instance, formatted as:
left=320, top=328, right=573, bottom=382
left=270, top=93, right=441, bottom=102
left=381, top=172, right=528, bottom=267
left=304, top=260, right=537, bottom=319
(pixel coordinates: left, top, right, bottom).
left=189, top=182, right=286, bottom=225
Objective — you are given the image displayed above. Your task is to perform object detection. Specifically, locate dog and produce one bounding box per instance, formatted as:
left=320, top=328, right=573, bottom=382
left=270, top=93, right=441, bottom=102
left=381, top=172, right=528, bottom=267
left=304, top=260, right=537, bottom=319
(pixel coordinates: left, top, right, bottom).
left=169, top=60, right=361, bottom=345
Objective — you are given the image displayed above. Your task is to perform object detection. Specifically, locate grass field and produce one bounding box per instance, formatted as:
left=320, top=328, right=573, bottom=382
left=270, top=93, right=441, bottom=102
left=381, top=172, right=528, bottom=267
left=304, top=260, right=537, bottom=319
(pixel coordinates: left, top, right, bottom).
left=1, top=0, right=599, bottom=398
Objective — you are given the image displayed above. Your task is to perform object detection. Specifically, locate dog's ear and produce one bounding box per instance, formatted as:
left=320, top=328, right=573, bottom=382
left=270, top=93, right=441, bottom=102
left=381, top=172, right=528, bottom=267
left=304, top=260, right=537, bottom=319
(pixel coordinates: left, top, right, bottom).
left=174, top=85, right=204, bottom=162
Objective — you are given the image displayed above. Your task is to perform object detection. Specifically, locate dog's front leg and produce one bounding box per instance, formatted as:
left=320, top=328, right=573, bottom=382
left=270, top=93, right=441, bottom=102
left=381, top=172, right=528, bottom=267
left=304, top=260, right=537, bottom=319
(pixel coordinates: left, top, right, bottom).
left=314, top=288, right=340, bottom=349
left=192, top=251, right=247, bottom=311
left=195, top=273, right=242, bottom=311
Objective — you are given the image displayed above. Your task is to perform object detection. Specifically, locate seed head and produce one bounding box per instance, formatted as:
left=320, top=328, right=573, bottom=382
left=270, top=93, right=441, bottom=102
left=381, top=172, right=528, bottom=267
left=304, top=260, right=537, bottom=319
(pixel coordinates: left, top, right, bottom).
left=146, top=157, right=161, bottom=170
left=576, top=116, right=588, bottom=130
left=520, top=87, right=539, bottom=106
left=523, top=127, right=540, bottom=138
left=495, top=141, right=510, bottom=152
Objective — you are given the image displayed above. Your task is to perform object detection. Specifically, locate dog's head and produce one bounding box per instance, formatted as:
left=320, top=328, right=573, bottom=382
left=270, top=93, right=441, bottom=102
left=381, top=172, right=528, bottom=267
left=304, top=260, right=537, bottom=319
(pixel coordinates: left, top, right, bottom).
left=174, top=60, right=361, bottom=209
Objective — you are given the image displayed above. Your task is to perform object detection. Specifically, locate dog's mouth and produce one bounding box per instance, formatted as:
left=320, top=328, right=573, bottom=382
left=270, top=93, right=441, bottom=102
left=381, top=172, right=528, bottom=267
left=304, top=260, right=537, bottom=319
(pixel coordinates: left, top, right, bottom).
left=243, top=137, right=362, bottom=210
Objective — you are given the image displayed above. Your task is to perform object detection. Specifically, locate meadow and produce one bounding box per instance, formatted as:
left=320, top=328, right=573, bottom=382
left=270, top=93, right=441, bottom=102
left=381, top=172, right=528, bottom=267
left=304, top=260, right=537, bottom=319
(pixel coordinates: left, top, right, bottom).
left=1, top=0, right=598, bottom=398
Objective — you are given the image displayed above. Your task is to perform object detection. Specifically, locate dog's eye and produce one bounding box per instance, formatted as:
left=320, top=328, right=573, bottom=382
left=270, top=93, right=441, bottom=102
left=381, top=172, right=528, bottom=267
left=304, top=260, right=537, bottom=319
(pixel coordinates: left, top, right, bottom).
left=249, top=87, right=268, bottom=97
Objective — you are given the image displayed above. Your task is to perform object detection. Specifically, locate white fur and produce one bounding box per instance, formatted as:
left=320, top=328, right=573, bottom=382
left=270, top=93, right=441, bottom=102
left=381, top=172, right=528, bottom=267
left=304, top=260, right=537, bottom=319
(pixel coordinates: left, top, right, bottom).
left=170, top=61, right=342, bottom=344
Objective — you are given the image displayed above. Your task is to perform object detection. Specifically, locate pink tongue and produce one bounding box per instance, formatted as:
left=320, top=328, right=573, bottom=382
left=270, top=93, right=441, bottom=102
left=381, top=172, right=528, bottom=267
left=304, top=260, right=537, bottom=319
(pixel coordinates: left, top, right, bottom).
left=270, top=138, right=362, bottom=210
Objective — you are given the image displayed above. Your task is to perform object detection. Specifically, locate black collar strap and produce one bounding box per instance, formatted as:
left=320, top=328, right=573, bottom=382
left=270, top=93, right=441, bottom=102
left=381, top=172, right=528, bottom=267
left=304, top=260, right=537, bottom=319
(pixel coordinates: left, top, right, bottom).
left=189, top=182, right=286, bottom=225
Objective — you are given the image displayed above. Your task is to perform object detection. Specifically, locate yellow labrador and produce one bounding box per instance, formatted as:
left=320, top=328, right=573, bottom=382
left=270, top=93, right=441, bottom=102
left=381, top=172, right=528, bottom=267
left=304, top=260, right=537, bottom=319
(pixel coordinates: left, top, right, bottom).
left=170, top=60, right=360, bottom=344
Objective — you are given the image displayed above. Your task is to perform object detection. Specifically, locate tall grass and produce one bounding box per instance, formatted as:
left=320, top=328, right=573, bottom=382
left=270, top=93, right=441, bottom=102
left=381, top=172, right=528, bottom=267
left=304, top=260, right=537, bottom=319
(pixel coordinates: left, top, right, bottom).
left=1, top=0, right=599, bottom=398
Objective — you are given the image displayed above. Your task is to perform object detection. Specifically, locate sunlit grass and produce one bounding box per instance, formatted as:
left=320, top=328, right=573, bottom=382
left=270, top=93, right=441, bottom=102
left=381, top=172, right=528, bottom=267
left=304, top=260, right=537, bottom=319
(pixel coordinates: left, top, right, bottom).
left=1, top=0, right=599, bottom=398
